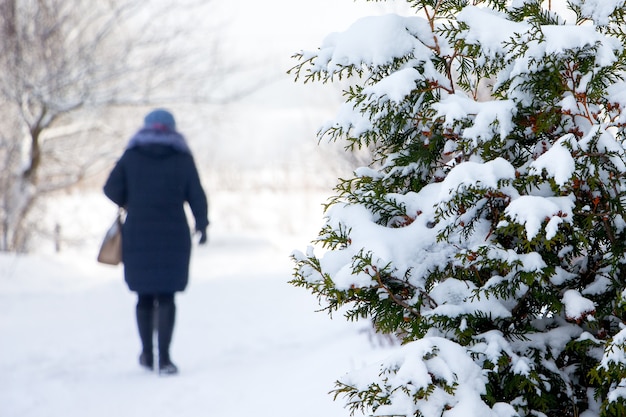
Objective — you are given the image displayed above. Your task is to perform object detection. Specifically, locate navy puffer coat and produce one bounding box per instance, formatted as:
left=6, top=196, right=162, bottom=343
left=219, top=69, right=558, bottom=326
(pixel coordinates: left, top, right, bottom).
left=103, top=133, right=208, bottom=294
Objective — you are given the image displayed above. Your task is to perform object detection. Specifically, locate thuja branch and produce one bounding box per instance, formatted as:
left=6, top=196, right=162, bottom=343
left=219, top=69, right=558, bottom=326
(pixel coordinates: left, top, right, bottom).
left=370, top=266, right=430, bottom=317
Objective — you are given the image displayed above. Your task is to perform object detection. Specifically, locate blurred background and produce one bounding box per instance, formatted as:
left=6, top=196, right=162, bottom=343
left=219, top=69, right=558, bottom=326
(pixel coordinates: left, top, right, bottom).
left=1, top=3, right=411, bottom=415
left=0, top=0, right=410, bottom=254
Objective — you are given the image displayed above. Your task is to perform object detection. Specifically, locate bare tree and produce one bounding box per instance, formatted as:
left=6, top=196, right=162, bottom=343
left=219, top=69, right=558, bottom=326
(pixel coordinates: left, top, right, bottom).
left=0, top=0, right=221, bottom=251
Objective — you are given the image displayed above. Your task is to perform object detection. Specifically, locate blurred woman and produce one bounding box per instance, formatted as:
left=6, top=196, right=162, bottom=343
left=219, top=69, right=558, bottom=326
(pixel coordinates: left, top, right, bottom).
left=104, top=109, right=208, bottom=375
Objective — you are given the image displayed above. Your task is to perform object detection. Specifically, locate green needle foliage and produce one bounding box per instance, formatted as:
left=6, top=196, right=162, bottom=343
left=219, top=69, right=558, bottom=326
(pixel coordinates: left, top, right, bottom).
left=291, top=1, right=626, bottom=416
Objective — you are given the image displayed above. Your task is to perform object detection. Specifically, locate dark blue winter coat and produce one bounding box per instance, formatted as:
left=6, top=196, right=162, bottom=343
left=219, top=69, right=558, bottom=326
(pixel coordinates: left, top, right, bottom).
left=103, top=130, right=208, bottom=294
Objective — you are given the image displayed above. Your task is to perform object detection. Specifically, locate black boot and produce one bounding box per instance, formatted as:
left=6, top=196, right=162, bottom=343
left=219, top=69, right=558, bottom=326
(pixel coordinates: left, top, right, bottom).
left=136, top=297, right=155, bottom=370
left=157, top=295, right=178, bottom=375
left=139, top=351, right=153, bottom=370
left=158, top=352, right=178, bottom=375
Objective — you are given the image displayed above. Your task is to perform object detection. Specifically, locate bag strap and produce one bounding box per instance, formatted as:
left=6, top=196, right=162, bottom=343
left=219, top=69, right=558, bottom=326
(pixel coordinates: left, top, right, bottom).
left=117, top=207, right=127, bottom=224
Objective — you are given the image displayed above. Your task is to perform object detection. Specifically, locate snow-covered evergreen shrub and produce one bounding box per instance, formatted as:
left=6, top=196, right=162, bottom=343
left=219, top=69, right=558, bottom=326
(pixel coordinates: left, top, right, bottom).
left=290, top=1, right=626, bottom=416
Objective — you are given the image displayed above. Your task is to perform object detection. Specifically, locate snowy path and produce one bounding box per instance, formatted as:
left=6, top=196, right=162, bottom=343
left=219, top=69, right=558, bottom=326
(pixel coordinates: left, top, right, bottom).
left=1, top=234, right=386, bottom=417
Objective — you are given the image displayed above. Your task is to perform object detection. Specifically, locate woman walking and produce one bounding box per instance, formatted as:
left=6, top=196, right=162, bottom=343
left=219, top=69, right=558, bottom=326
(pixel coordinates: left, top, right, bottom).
left=104, top=109, right=209, bottom=375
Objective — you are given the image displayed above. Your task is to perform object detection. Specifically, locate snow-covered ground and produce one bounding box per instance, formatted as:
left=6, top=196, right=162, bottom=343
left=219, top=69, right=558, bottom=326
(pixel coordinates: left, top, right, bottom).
left=0, top=227, right=396, bottom=417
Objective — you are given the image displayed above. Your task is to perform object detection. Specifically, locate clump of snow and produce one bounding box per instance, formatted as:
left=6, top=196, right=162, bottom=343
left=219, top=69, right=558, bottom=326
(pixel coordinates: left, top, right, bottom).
left=438, top=158, right=516, bottom=202
left=362, top=67, right=424, bottom=104
left=529, top=134, right=577, bottom=186
left=433, top=94, right=517, bottom=145
left=310, top=14, right=434, bottom=72
left=600, top=328, right=626, bottom=371
left=607, top=82, right=626, bottom=124
left=457, top=7, right=526, bottom=60
left=562, top=289, right=596, bottom=321
left=426, top=278, right=511, bottom=320
left=340, top=337, right=518, bottom=417
left=568, top=0, right=626, bottom=26
left=599, top=327, right=626, bottom=404
left=503, top=195, right=574, bottom=240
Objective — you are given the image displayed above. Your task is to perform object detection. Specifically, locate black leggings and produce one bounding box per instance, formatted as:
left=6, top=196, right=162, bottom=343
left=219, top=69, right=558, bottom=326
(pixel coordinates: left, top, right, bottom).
left=136, top=293, right=176, bottom=362
left=137, top=293, right=174, bottom=310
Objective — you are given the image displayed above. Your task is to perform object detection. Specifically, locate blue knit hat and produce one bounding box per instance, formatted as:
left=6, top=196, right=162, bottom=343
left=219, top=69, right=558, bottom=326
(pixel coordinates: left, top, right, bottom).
left=144, top=109, right=176, bottom=131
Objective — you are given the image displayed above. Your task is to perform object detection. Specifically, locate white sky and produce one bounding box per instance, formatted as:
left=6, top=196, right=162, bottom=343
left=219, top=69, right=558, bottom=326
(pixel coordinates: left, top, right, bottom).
left=181, top=0, right=413, bottom=177
left=216, top=0, right=412, bottom=61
